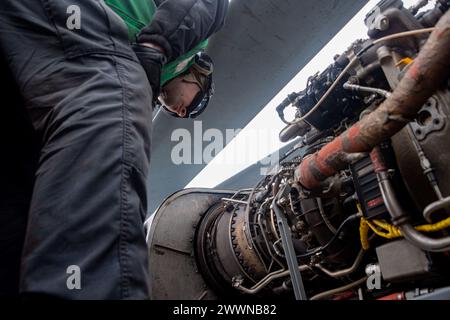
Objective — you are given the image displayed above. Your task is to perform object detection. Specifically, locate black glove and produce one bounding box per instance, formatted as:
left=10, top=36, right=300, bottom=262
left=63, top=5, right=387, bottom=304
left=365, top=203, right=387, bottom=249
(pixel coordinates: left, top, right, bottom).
left=132, top=43, right=167, bottom=101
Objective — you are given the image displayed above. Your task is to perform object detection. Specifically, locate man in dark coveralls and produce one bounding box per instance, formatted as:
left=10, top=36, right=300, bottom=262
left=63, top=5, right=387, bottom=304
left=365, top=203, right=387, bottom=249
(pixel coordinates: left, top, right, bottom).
left=0, top=0, right=228, bottom=299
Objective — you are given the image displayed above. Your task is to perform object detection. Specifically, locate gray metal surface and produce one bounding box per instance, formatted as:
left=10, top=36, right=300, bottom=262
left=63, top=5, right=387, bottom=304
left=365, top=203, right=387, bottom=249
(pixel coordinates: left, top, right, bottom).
left=412, top=286, right=450, bottom=300
left=148, top=0, right=369, bottom=214
left=273, top=186, right=307, bottom=300
left=376, top=239, right=432, bottom=282
left=147, top=188, right=234, bottom=300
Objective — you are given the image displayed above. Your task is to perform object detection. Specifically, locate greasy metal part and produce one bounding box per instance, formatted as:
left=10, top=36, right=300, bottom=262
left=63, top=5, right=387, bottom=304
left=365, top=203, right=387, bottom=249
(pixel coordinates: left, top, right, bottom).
left=367, top=3, right=425, bottom=45
left=378, top=46, right=401, bottom=88
left=228, top=188, right=259, bottom=198
left=409, top=0, right=429, bottom=16
left=256, top=204, right=285, bottom=270
left=147, top=188, right=235, bottom=300
left=196, top=203, right=242, bottom=295
left=376, top=238, right=433, bottom=282
left=256, top=196, right=283, bottom=270
left=296, top=213, right=359, bottom=259
left=285, top=27, right=434, bottom=129
left=400, top=224, right=450, bottom=252
left=372, top=144, right=450, bottom=251
left=221, top=198, right=249, bottom=205
left=378, top=171, right=450, bottom=252
left=216, top=205, right=255, bottom=284
left=409, top=97, right=445, bottom=141
left=272, top=186, right=307, bottom=300
left=279, top=120, right=310, bottom=143
left=406, top=124, right=444, bottom=201
left=296, top=10, right=450, bottom=190
left=343, top=82, right=392, bottom=98
left=423, top=196, right=450, bottom=222
left=420, top=2, right=448, bottom=27
left=309, top=277, right=368, bottom=300
left=299, top=195, right=358, bottom=265
left=392, top=90, right=450, bottom=211
left=229, top=204, right=267, bottom=281
left=370, top=146, right=388, bottom=174
left=317, top=197, right=337, bottom=234
left=370, top=144, right=450, bottom=251
left=148, top=3, right=450, bottom=301
left=269, top=204, right=280, bottom=241
left=355, top=61, right=381, bottom=82
left=243, top=181, right=269, bottom=255
left=315, top=248, right=365, bottom=278
left=234, top=265, right=310, bottom=295
left=413, top=286, right=450, bottom=300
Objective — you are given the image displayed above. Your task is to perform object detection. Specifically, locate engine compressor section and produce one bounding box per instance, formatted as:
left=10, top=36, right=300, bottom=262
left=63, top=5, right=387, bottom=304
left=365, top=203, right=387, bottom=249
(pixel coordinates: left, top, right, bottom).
left=147, top=0, right=450, bottom=300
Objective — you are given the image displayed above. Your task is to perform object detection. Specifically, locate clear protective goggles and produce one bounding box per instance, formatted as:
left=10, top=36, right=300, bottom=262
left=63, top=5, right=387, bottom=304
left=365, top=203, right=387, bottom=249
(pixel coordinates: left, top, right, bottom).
left=160, top=53, right=214, bottom=119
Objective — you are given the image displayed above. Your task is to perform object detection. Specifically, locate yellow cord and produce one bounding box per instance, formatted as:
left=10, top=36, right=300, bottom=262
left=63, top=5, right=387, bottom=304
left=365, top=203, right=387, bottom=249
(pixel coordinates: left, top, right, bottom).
left=357, top=202, right=450, bottom=245
left=357, top=203, right=371, bottom=250
left=395, top=57, right=414, bottom=67
left=360, top=216, right=450, bottom=240
left=360, top=218, right=370, bottom=250
left=416, top=217, right=450, bottom=232
left=365, top=219, right=401, bottom=239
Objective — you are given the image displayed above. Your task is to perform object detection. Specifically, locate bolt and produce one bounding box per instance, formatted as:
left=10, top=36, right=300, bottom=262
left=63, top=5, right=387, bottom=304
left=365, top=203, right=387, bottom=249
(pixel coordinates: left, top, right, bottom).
left=295, top=220, right=306, bottom=231
left=378, top=16, right=389, bottom=30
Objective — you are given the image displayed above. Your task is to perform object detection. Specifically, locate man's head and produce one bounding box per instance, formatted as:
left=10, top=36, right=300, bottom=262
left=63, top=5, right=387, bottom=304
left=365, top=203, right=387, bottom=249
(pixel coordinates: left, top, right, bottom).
left=158, top=53, right=214, bottom=119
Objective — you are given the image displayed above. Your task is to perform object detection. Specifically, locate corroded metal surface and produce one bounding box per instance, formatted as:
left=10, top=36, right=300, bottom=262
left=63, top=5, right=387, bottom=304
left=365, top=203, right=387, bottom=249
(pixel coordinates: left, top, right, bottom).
left=296, top=10, right=450, bottom=190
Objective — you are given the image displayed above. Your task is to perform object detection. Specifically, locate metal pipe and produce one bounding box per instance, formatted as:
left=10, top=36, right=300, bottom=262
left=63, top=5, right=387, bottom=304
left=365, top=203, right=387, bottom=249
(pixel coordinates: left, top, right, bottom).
left=406, top=124, right=444, bottom=202
left=401, top=224, right=450, bottom=252
left=316, top=197, right=337, bottom=234
left=309, top=277, right=368, bottom=300
left=378, top=173, right=450, bottom=252
left=289, top=27, right=435, bottom=126
left=423, top=196, right=450, bottom=222
left=343, top=82, right=392, bottom=98
left=221, top=198, right=248, bottom=205
left=409, top=0, right=429, bottom=15
left=371, top=146, right=450, bottom=252
left=295, top=11, right=450, bottom=190
left=272, top=194, right=307, bottom=300
left=235, top=265, right=309, bottom=295
left=315, top=248, right=365, bottom=278
left=256, top=208, right=285, bottom=269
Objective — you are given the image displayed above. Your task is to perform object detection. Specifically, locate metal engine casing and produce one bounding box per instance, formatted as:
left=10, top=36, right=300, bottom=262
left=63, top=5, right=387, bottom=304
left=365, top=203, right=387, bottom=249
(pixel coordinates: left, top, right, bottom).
left=392, top=90, right=450, bottom=212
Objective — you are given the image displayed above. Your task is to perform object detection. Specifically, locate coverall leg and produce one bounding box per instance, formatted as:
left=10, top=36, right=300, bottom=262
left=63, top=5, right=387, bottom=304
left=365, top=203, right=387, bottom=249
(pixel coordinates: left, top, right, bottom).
left=0, top=0, right=152, bottom=299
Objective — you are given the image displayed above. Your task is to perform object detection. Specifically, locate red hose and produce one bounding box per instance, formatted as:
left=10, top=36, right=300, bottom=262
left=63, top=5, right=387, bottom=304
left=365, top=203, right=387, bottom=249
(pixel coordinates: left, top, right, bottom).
left=296, top=10, right=450, bottom=190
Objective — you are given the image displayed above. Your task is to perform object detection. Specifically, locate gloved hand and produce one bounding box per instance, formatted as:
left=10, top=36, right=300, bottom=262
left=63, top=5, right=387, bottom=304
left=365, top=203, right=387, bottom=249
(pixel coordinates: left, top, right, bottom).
left=132, top=43, right=167, bottom=101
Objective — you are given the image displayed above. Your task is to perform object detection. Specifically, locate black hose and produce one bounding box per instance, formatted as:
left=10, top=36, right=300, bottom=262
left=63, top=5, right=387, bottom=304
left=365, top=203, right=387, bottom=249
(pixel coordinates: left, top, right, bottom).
left=296, top=213, right=359, bottom=258
left=378, top=172, right=450, bottom=252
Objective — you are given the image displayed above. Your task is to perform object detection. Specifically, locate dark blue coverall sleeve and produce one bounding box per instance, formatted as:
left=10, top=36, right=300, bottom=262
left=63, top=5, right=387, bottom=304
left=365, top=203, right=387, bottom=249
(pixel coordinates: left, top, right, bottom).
left=0, top=0, right=227, bottom=299
left=138, top=0, right=229, bottom=61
